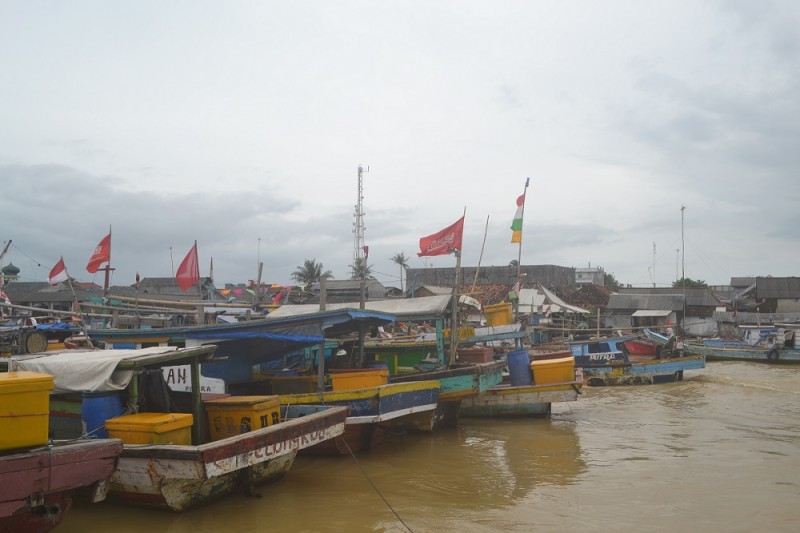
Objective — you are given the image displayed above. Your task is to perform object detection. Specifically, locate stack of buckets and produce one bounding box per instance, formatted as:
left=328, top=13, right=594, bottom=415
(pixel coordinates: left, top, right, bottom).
left=506, top=349, right=533, bottom=386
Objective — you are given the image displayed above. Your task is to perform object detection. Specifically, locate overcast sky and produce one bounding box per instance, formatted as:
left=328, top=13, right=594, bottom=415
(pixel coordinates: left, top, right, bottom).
left=2, top=1, right=798, bottom=291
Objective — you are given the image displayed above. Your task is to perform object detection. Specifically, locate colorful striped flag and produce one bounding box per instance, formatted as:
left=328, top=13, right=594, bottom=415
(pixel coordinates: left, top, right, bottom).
left=511, top=193, right=525, bottom=243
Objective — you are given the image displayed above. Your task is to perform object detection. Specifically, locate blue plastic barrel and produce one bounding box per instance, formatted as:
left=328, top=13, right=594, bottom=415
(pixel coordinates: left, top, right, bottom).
left=507, top=349, right=533, bottom=386
left=81, top=391, right=124, bottom=438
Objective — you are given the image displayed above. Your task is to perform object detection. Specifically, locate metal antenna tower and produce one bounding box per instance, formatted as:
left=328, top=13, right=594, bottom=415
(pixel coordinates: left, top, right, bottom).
left=352, top=165, right=369, bottom=276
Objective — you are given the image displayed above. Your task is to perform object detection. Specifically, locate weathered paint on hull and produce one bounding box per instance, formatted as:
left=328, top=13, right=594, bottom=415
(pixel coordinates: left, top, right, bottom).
left=107, top=406, right=347, bottom=511
left=579, top=355, right=706, bottom=386
left=278, top=381, right=440, bottom=424
left=383, top=399, right=461, bottom=432
left=461, top=382, right=581, bottom=418
left=0, top=439, right=123, bottom=533
left=686, top=344, right=800, bottom=364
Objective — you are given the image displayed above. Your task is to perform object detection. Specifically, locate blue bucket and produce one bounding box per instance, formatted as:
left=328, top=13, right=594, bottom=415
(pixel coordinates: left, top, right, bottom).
left=507, top=349, right=533, bottom=386
left=81, top=391, right=124, bottom=438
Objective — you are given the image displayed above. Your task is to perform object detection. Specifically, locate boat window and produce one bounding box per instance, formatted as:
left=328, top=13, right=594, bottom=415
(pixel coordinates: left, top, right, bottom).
left=587, top=342, right=610, bottom=354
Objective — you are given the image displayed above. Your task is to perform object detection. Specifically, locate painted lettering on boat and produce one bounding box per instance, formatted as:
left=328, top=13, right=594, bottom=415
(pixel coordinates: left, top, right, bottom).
left=204, top=424, right=344, bottom=477
left=588, top=353, right=617, bottom=361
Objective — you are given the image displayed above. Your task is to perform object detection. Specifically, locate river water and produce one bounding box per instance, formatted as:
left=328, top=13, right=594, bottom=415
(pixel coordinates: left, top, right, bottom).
left=60, top=361, right=799, bottom=532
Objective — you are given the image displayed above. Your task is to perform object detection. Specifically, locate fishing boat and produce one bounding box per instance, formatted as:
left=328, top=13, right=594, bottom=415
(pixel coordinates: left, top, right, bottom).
left=684, top=324, right=800, bottom=364
left=277, top=378, right=441, bottom=454
left=0, top=370, right=123, bottom=532
left=461, top=350, right=582, bottom=417
left=269, top=296, right=509, bottom=431
left=568, top=336, right=705, bottom=386
left=0, top=438, right=124, bottom=532
left=3, top=345, right=349, bottom=512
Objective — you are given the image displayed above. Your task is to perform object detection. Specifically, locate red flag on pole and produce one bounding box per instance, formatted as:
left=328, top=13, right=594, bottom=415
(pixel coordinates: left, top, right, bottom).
left=86, top=233, right=111, bottom=273
left=176, top=242, right=200, bottom=291
left=48, top=257, right=68, bottom=285
left=418, top=216, right=465, bottom=257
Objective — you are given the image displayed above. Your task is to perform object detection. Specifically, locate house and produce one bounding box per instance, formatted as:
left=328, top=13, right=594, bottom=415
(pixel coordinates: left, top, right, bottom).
left=755, top=277, right=800, bottom=313
left=575, top=266, right=605, bottom=287
left=610, top=287, right=722, bottom=336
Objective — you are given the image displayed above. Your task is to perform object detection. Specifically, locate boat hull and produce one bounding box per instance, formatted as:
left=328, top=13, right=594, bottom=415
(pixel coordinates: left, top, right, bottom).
left=685, top=344, right=800, bottom=364
left=389, top=360, right=505, bottom=429
left=278, top=381, right=440, bottom=453
left=107, top=406, right=347, bottom=511
left=580, top=355, right=706, bottom=386
left=461, top=381, right=581, bottom=418
left=0, top=439, right=123, bottom=533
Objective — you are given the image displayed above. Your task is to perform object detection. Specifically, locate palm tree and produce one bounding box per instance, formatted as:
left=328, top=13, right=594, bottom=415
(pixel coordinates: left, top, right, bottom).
left=291, top=259, right=332, bottom=286
left=390, top=252, right=410, bottom=292
left=349, top=256, right=373, bottom=281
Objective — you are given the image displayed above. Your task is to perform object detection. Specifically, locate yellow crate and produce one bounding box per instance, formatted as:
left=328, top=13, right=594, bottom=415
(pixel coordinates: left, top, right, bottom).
left=531, top=355, right=575, bottom=385
left=0, top=371, right=54, bottom=451
left=329, top=369, right=389, bottom=391
left=106, top=412, right=193, bottom=445
left=484, top=302, right=513, bottom=326
left=204, top=395, right=281, bottom=441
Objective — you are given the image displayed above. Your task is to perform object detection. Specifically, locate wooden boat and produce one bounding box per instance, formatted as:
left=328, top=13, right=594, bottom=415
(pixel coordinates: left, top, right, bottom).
left=461, top=352, right=582, bottom=417
left=389, top=359, right=506, bottom=429
left=460, top=380, right=582, bottom=417
left=5, top=345, right=349, bottom=511
left=106, top=403, right=347, bottom=510
left=277, top=379, right=440, bottom=454
left=568, top=336, right=705, bottom=386
left=684, top=342, right=800, bottom=364
left=0, top=439, right=124, bottom=532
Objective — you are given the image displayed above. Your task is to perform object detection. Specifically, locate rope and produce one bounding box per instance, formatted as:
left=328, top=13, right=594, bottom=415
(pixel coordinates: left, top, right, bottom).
left=294, top=380, right=413, bottom=532
left=341, top=437, right=414, bottom=533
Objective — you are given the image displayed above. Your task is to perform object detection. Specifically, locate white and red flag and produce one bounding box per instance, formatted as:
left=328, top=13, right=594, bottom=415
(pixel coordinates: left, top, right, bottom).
left=49, top=257, right=69, bottom=285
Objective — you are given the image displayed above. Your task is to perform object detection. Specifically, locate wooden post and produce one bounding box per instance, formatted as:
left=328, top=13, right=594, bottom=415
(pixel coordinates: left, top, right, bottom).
left=449, top=250, right=461, bottom=366
left=191, top=357, right=204, bottom=444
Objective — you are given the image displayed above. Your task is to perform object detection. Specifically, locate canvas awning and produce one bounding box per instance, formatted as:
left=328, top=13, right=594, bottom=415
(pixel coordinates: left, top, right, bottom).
left=631, top=309, right=672, bottom=317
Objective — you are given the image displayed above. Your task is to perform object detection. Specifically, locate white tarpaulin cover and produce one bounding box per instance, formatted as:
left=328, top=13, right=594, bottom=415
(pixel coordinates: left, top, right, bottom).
left=9, top=346, right=180, bottom=394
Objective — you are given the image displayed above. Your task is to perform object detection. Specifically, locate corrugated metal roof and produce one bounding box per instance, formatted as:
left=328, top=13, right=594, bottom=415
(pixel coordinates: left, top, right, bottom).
left=267, top=294, right=452, bottom=319
left=756, top=277, right=800, bottom=299
left=607, top=293, right=685, bottom=311
left=618, top=287, right=720, bottom=306
left=712, top=310, right=800, bottom=324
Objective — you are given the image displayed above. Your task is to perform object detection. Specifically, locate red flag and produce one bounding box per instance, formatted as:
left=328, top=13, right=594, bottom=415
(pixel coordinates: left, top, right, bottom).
left=176, top=242, right=200, bottom=291
left=48, top=257, right=68, bottom=285
left=418, top=216, right=465, bottom=257
left=86, top=233, right=111, bottom=273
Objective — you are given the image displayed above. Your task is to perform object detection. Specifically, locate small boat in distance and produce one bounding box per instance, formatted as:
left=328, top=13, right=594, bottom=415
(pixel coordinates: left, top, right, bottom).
left=568, top=335, right=705, bottom=386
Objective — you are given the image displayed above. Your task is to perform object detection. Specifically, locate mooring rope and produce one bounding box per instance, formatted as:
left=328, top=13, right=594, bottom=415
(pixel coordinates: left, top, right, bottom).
left=341, top=435, right=414, bottom=533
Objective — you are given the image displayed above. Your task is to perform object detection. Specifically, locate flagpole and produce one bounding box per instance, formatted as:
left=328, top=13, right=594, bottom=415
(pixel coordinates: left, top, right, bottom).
left=449, top=207, right=466, bottom=366
left=516, top=177, right=530, bottom=281
left=103, top=225, right=112, bottom=299
left=471, top=215, right=489, bottom=294
left=102, top=225, right=112, bottom=327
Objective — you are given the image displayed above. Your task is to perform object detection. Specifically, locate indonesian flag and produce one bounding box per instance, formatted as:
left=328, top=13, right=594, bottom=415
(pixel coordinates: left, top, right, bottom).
left=418, top=216, right=465, bottom=257
left=86, top=233, right=111, bottom=273
left=176, top=242, right=200, bottom=291
left=49, top=257, right=69, bottom=285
